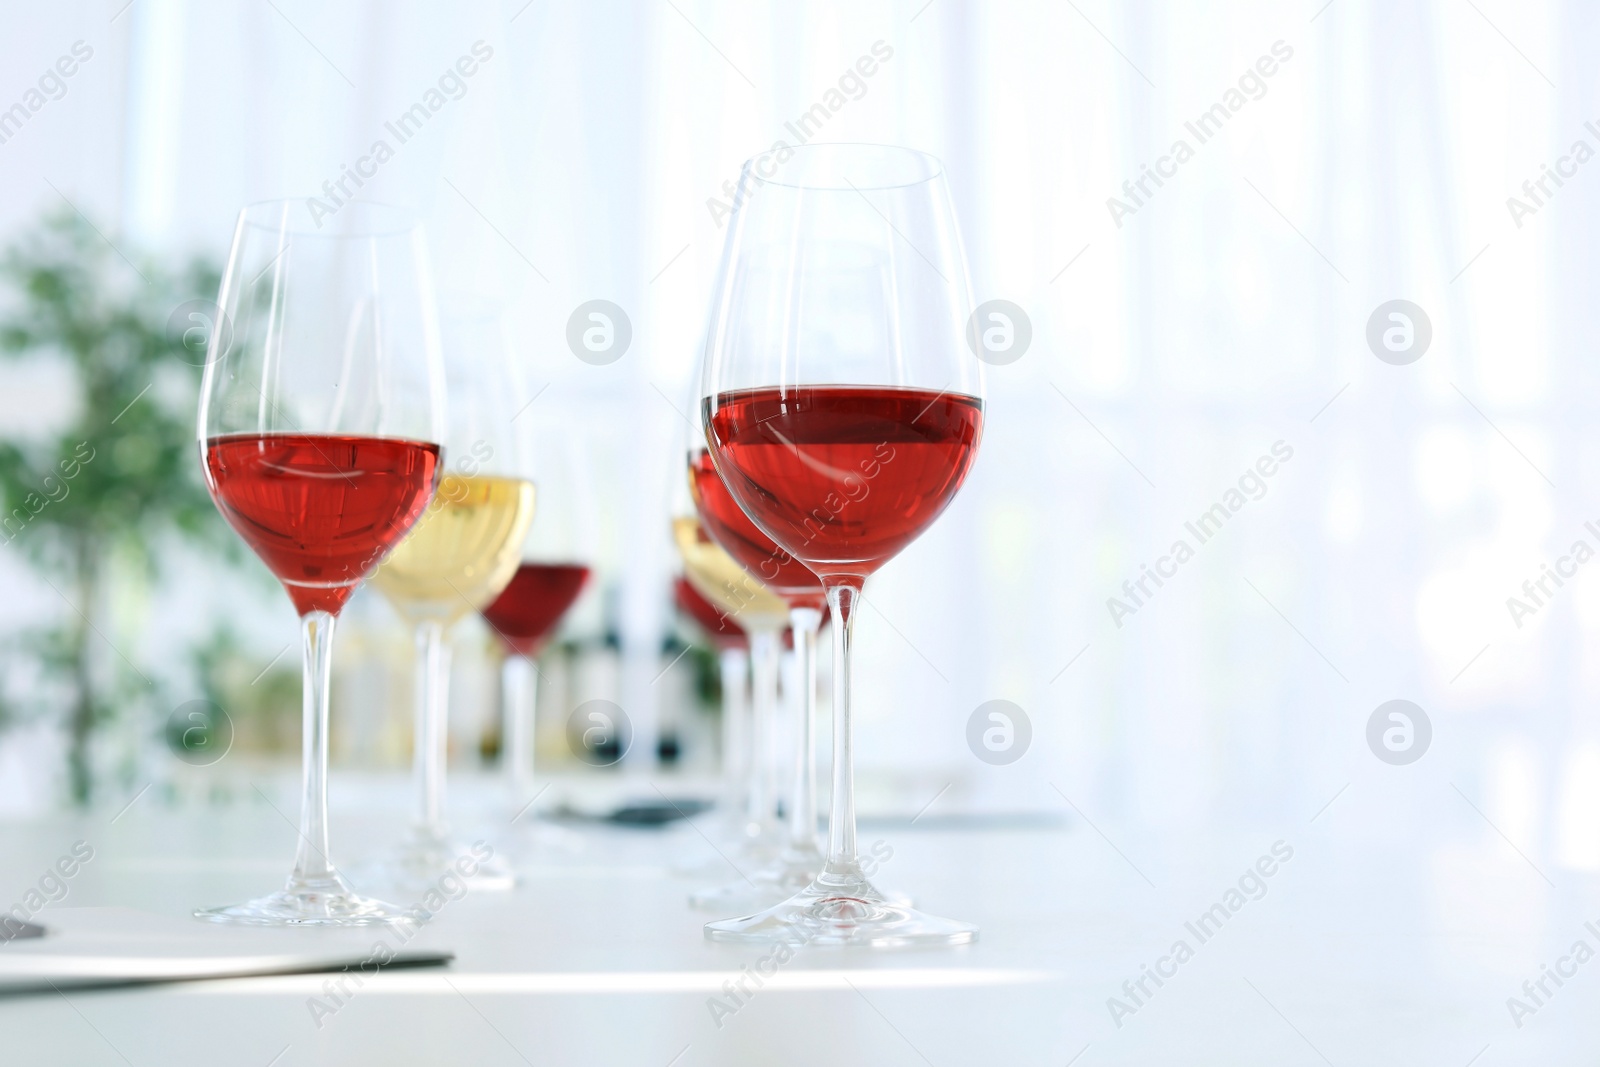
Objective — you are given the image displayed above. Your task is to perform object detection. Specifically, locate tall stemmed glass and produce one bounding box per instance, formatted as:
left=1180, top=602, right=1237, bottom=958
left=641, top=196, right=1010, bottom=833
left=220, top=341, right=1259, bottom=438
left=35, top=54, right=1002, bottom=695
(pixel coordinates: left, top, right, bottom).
left=669, top=430, right=788, bottom=864
left=674, top=576, right=750, bottom=834
left=686, top=436, right=827, bottom=911
left=196, top=200, right=444, bottom=925
left=701, top=144, right=984, bottom=946
left=371, top=308, right=535, bottom=888
left=480, top=419, right=595, bottom=820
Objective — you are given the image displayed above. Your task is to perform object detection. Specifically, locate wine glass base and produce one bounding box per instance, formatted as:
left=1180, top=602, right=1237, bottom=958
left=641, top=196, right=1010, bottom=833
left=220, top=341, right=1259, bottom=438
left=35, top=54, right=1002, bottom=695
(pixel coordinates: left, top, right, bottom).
left=510, top=819, right=587, bottom=854
left=365, top=834, right=517, bottom=893
left=500, top=821, right=592, bottom=877
left=195, top=876, right=407, bottom=927
left=672, top=819, right=785, bottom=879
left=705, top=875, right=976, bottom=948
left=689, top=845, right=821, bottom=912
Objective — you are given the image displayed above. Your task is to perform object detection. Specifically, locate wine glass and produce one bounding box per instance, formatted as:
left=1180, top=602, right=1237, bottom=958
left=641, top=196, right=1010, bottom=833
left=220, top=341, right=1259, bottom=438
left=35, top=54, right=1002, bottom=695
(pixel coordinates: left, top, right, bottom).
left=196, top=199, right=444, bottom=925
left=480, top=416, right=595, bottom=823
left=669, top=418, right=788, bottom=869
left=673, top=575, right=751, bottom=833
left=700, top=144, right=984, bottom=946
left=685, top=424, right=828, bottom=912
left=369, top=306, right=535, bottom=889
left=673, top=576, right=751, bottom=848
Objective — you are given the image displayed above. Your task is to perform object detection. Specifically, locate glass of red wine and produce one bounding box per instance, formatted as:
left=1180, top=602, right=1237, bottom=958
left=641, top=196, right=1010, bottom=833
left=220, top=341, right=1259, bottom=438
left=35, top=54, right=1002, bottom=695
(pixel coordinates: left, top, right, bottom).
left=479, top=417, right=594, bottom=820
left=701, top=144, right=984, bottom=946
left=196, top=200, right=444, bottom=925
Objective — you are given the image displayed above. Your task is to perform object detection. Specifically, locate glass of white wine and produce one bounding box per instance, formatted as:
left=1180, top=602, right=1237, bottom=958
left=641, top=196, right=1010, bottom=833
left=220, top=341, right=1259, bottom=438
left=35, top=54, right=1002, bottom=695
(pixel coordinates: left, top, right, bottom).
left=369, top=306, right=535, bottom=890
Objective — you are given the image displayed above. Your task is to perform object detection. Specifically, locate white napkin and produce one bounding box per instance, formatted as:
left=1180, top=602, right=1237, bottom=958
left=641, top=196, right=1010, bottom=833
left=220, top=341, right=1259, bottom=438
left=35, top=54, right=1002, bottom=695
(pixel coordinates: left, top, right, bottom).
left=0, top=907, right=451, bottom=994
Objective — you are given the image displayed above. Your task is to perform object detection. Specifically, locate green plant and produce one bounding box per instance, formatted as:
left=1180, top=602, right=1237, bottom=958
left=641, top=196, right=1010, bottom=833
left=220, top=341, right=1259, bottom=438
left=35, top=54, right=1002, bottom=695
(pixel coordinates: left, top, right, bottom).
left=0, top=208, right=228, bottom=804
left=190, top=624, right=299, bottom=756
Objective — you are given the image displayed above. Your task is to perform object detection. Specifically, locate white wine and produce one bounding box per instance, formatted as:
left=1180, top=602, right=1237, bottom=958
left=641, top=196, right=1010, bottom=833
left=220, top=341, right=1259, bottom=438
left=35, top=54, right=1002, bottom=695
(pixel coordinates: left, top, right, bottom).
left=672, top=515, right=787, bottom=632
left=375, top=474, right=536, bottom=625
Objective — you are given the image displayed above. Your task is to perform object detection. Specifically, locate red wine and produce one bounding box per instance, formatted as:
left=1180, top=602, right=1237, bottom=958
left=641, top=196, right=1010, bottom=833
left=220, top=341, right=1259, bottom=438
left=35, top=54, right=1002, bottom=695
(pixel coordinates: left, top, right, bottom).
left=481, top=562, right=591, bottom=657
left=690, top=450, right=824, bottom=610
left=705, top=386, right=982, bottom=580
left=205, top=433, right=440, bottom=616
left=674, top=577, right=746, bottom=652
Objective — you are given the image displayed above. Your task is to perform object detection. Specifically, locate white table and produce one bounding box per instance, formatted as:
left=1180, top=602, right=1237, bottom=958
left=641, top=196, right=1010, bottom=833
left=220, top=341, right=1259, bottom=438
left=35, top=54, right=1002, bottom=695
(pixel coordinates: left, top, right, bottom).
left=0, top=784, right=1593, bottom=1066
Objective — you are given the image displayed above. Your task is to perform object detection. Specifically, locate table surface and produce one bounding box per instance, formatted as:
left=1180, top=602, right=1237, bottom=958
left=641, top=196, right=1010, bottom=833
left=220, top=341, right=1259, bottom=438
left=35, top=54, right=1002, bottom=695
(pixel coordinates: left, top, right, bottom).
left=0, top=781, right=1595, bottom=1067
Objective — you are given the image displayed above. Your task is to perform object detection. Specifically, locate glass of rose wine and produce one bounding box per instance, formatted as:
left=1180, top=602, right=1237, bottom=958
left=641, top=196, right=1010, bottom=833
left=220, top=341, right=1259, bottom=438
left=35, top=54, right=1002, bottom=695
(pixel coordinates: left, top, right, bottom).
left=196, top=199, right=444, bottom=925
left=369, top=307, right=536, bottom=889
left=478, top=418, right=595, bottom=820
left=701, top=144, right=984, bottom=946
left=685, top=432, right=828, bottom=912
left=669, top=425, right=789, bottom=875
left=673, top=575, right=750, bottom=834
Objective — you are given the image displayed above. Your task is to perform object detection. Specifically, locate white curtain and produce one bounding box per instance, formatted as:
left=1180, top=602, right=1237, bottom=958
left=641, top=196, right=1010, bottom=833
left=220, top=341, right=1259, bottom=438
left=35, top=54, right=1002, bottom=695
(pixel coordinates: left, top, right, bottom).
left=0, top=0, right=1592, bottom=860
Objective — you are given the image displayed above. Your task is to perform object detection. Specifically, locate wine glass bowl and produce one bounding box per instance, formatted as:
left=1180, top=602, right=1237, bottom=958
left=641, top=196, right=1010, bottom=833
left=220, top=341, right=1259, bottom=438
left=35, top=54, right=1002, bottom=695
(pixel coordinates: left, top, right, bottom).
left=700, top=144, right=984, bottom=946
left=703, top=387, right=982, bottom=580
left=482, top=564, right=591, bottom=658
left=670, top=511, right=790, bottom=635
left=674, top=576, right=748, bottom=653
left=687, top=448, right=825, bottom=611
left=372, top=473, right=536, bottom=626
left=204, top=435, right=438, bottom=617
left=195, top=199, right=444, bottom=925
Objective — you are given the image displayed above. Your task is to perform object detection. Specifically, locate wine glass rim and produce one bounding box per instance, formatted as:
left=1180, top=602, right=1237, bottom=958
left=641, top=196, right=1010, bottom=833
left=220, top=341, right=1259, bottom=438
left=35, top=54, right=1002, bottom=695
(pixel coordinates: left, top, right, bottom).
left=235, top=198, right=422, bottom=238
left=739, top=142, right=946, bottom=191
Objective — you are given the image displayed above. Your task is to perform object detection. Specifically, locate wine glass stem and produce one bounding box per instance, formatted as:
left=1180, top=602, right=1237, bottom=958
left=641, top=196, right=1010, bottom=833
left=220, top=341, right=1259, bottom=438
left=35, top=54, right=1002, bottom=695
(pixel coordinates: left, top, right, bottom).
left=291, top=610, right=337, bottom=885
left=414, top=619, right=451, bottom=837
left=503, top=653, right=538, bottom=804
left=747, top=629, right=780, bottom=833
left=824, top=580, right=862, bottom=877
left=787, top=607, right=822, bottom=850
left=719, top=647, right=749, bottom=823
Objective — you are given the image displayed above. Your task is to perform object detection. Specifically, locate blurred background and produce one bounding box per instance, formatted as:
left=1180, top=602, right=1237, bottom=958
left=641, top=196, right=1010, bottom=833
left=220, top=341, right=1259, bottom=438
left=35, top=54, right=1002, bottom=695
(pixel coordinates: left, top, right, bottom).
left=0, top=0, right=1593, bottom=877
